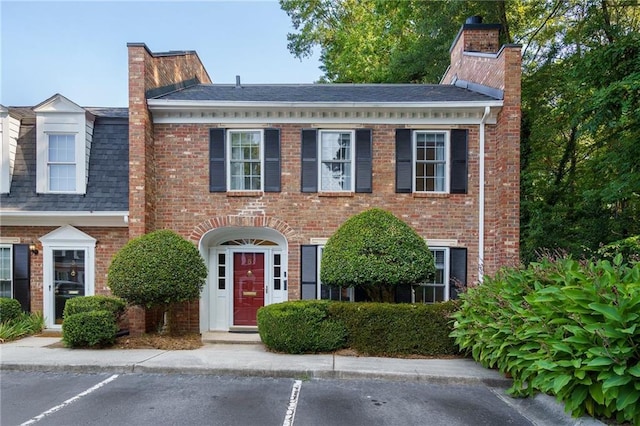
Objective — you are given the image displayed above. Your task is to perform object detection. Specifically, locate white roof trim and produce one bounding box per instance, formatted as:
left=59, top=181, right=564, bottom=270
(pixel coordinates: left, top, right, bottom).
left=0, top=211, right=129, bottom=227
left=149, top=103, right=501, bottom=125
left=147, top=99, right=503, bottom=109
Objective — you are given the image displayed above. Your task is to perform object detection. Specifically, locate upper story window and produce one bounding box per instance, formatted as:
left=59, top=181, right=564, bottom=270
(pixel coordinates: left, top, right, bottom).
left=48, top=134, right=77, bottom=192
left=209, top=128, right=281, bottom=193
left=396, top=129, right=468, bottom=195
left=229, top=130, right=262, bottom=191
left=34, top=94, right=94, bottom=195
left=301, top=128, right=372, bottom=194
left=415, top=131, right=447, bottom=192
left=319, top=130, right=354, bottom=192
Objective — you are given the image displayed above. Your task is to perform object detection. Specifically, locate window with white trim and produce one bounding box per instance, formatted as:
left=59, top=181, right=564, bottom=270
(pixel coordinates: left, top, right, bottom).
left=0, top=245, right=12, bottom=298
left=48, top=134, right=77, bottom=192
left=414, top=131, right=448, bottom=193
left=319, top=130, right=354, bottom=192
left=415, top=248, right=449, bottom=303
left=228, top=130, right=262, bottom=191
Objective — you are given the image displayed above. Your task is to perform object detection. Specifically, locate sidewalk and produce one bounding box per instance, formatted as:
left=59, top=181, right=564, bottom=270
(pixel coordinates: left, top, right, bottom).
left=0, top=335, right=604, bottom=426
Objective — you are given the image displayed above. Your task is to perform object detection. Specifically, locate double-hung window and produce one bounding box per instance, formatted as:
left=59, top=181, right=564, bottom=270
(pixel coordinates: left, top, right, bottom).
left=396, top=129, right=468, bottom=194
left=300, top=245, right=354, bottom=301
left=210, top=128, right=281, bottom=193
left=48, top=134, right=76, bottom=192
left=415, top=131, right=447, bottom=192
left=319, top=130, right=354, bottom=192
left=229, top=130, right=262, bottom=191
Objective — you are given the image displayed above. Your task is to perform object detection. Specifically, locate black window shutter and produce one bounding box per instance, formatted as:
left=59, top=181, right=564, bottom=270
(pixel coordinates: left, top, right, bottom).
left=395, top=129, right=412, bottom=193
left=450, top=129, right=468, bottom=194
left=355, top=129, right=372, bottom=193
left=209, top=128, right=226, bottom=192
left=300, top=245, right=318, bottom=299
left=301, top=129, right=318, bottom=193
left=264, top=128, right=281, bottom=192
left=449, top=248, right=467, bottom=300
left=13, top=244, right=30, bottom=312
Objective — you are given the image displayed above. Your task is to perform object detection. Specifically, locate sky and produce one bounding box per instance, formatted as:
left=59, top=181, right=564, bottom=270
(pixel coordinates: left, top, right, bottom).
left=0, top=0, right=323, bottom=107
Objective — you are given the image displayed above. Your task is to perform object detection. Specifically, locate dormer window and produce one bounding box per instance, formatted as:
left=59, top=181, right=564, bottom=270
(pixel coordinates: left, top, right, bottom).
left=48, top=134, right=77, bottom=192
left=33, top=94, right=94, bottom=195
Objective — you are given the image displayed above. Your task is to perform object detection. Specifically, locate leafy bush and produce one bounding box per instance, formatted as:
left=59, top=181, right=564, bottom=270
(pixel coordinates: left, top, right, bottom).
left=597, top=235, right=640, bottom=265
left=108, top=229, right=207, bottom=333
left=329, top=301, right=459, bottom=356
left=321, top=208, right=435, bottom=302
left=0, top=311, right=44, bottom=342
left=451, top=255, right=640, bottom=425
left=63, top=295, right=126, bottom=320
left=0, top=297, right=22, bottom=323
left=257, top=301, right=347, bottom=354
left=62, top=311, right=118, bottom=348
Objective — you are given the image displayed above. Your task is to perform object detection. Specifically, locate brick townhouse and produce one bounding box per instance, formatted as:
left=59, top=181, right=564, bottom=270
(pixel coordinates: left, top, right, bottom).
left=0, top=17, right=521, bottom=333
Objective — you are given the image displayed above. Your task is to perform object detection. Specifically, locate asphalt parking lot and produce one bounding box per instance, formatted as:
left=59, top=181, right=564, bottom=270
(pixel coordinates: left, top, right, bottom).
left=1, top=371, right=532, bottom=426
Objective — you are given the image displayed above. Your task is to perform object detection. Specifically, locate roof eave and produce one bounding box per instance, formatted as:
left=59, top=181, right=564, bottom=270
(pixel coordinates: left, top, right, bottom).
left=147, top=99, right=503, bottom=109
left=0, top=211, right=129, bottom=227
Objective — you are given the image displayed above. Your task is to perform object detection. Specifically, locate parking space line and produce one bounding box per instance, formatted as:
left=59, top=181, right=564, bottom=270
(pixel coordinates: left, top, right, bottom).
left=20, top=374, right=120, bottom=425
left=283, top=379, right=302, bottom=426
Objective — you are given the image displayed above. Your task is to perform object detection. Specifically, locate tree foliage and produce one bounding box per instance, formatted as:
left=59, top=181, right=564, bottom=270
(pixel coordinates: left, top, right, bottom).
left=320, top=208, right=435, bottom=302
left=281, top=0, right=640, bottom=262
left=108, top=230, right=207, bottom=333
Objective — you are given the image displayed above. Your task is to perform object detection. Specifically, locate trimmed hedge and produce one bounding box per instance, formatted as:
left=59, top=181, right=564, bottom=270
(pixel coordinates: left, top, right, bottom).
left=329, top=301, right=460, bottom=356
left=0, top=297, right=22, bottom=323
left=62, top=310, right=118, bottom=348
left=63, top=295, right=126, bottom=320
left=257, top=300, right=347, bottom=354
left=451, top=255, right=640, bottom=425
left=257, top=300, right=459, bottom=356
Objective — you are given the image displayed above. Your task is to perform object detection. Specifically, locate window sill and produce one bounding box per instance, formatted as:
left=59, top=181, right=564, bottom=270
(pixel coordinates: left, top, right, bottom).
left=226, top=191, right=263, bottom=197
left=318, top=192, right=354, bottom=197
left=412, top=192, right=450, bottom=199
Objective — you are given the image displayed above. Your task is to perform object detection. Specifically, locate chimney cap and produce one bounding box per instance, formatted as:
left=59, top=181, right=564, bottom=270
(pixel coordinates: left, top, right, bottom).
left=465, top=16, right=483, bottom=24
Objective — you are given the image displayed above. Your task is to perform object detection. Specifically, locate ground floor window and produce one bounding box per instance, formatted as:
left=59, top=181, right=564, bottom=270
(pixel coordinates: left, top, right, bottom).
left=0, top=245, right=12, bottom=298
left=301, top=244, right=467, bottom=303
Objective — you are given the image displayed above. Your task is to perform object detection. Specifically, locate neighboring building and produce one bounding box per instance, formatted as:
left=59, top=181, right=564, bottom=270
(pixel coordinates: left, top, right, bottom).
left=0, top=17, right=521, bottom=333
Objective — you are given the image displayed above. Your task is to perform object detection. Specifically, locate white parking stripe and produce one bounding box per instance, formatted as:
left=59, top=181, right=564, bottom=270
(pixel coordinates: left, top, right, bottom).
left=20, top=374, right=120, bottom=425
left=283, top=379, right=302, bottom=426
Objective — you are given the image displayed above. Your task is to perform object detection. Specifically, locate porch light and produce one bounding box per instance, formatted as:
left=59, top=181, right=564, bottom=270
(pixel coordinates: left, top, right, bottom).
left=29, top=242, right=39, bottom=255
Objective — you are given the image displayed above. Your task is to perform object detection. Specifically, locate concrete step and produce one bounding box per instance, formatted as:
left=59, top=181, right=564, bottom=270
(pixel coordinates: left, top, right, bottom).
left=201, top=331, right=263, bottom=345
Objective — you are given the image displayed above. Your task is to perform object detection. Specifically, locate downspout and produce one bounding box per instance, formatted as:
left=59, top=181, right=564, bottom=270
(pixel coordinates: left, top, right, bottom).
left=479, top=106, right=491, bottom=283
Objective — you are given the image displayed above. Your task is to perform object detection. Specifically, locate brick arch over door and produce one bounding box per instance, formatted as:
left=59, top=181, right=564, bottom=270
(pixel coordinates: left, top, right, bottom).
left=189, top=216, right=299, bottom=245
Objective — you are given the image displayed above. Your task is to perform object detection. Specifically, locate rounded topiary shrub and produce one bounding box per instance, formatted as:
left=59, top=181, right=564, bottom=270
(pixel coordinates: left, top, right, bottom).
left=257, top=301, right=346, bottom=354
left=63, top=295, right=126, bottom=320
left=0, top=297, right=22, bottom=323
left=321, top=208, right=435, bottom=302
left=108, top=230, right=207, bottom=333
left=62, top=310, right=118, bottom=348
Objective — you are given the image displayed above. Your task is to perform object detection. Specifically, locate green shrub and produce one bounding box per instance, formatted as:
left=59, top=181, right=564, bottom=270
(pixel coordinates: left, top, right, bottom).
left=321, top=208, right=435, bottom=302
left=329, top=301, right=459, bottom=356
left=0, top=298, right=22, bottom=323
left=597, top=235, right=640, bottom=265
left=257, top=300, right=347, bottom=354
left=108, top=229, right=207, bottom=334
left=451, top=256, right=640, bottom=425
left=0, top=311, right=44, bottom=342
left=62, top=310, right=118, bottom=348
left=63, top=295, right=126, bottom=320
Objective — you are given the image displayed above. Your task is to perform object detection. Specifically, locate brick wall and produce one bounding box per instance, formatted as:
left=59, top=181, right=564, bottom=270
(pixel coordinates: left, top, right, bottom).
left=150, top=123, right=485, bottom=297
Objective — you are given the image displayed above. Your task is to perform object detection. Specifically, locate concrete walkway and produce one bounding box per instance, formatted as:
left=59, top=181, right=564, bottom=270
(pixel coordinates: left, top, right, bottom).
left=0, top=334, right=603, bottom=426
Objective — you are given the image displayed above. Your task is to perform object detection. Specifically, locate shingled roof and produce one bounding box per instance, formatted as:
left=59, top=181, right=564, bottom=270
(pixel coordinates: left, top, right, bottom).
left=152, top=83, right=500, bottom=103
left=0, top=108, right=129, bottom=212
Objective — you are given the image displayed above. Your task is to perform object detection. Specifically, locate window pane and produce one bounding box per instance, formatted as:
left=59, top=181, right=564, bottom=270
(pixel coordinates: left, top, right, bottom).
left=415, top=132, right=446, bottom=192
left=229, top=131, right=262, bottom=190
left=49, top=164, right=76, bottom=191
left=0, top=247, right=11, bottom=298
left=320, top=131, right=352, bottom=191
left=49, top=134, right=75, bottom=162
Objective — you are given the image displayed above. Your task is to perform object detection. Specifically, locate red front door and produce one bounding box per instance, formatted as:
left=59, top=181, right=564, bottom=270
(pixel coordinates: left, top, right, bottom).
left=233, top=252, right=265, bottom=326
